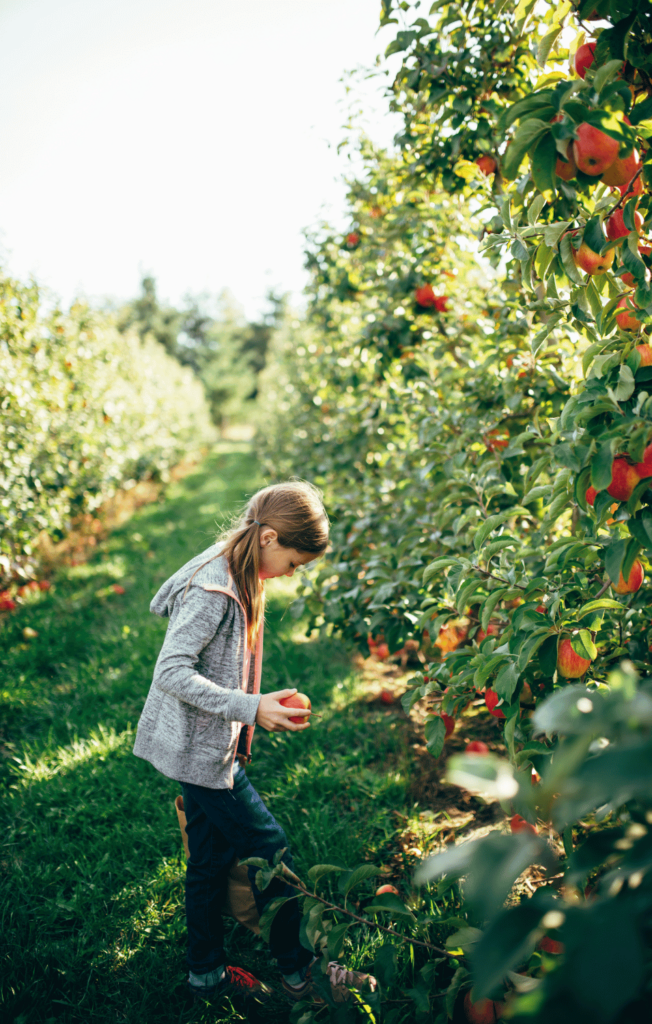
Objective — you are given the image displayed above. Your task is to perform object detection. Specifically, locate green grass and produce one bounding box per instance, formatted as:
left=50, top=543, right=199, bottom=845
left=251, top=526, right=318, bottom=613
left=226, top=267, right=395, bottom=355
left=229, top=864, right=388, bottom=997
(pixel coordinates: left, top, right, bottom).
left=0, top=444, right=460, bottom=1024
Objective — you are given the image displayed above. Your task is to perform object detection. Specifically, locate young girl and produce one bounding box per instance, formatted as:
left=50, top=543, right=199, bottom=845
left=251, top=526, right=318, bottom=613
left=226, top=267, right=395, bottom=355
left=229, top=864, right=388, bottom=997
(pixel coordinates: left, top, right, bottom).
left=133, top=481, right=376, bottom=1006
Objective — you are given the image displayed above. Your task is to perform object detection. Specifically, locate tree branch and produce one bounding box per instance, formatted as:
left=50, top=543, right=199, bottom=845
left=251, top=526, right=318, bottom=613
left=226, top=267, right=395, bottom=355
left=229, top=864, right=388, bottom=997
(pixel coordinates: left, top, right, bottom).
left=282, top=877, right=455, bottom=957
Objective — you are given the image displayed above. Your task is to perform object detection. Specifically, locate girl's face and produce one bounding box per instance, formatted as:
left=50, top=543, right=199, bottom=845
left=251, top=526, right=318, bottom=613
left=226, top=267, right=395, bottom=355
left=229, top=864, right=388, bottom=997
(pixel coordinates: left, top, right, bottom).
left=258, top=532, right=321, bottom=580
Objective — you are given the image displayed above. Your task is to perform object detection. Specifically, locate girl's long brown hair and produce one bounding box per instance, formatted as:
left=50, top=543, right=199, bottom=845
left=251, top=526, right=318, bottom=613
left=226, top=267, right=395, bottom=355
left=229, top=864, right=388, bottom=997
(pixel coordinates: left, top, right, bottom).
left=186, top=481, right=329, bottom=647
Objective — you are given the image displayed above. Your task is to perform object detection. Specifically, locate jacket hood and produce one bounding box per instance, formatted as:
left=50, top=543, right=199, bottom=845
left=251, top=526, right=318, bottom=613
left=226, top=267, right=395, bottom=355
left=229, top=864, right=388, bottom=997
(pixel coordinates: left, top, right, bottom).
left=150, top=544, right=231, bottom=618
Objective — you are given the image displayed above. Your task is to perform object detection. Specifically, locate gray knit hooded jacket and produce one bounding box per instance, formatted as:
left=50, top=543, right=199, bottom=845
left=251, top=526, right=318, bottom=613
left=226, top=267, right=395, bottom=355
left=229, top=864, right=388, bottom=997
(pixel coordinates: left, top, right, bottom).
left=133, top=545, right=264, bottom=789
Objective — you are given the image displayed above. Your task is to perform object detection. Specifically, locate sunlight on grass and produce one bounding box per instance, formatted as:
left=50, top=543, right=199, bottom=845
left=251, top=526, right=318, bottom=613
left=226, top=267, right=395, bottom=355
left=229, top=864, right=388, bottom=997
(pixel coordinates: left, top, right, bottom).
left=9, top=724, right=133, bottom=785
left=64, top=557, right=128, bottom=580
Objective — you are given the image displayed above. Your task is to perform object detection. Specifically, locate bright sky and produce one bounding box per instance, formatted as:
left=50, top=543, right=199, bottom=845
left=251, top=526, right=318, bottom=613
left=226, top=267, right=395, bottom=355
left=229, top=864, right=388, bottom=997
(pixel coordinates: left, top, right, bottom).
left=0, top=0, right=402, bottom=319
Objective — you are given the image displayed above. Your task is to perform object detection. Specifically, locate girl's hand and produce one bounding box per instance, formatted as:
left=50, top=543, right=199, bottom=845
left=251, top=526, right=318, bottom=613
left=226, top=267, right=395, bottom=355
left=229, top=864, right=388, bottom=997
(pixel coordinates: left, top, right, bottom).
left=256, top=689, right=311, bottom=732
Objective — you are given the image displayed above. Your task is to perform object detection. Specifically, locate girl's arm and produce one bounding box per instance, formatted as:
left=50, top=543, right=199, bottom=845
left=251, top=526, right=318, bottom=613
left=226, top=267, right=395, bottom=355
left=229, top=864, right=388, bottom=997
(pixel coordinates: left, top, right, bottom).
left=153, top=586, right=260, bottom=725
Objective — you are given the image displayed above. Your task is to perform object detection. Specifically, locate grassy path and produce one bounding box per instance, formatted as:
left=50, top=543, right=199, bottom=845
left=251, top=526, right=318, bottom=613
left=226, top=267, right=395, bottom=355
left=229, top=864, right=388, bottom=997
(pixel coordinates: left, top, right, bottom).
left=1, top=445, right=489, bottom=1024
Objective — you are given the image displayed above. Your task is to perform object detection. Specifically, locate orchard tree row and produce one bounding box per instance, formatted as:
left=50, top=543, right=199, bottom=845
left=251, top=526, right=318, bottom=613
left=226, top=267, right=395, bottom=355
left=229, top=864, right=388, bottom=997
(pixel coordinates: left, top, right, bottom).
left=258, top=2, right=652, bottom=1021
left=0, top=272, right=214, bottom=590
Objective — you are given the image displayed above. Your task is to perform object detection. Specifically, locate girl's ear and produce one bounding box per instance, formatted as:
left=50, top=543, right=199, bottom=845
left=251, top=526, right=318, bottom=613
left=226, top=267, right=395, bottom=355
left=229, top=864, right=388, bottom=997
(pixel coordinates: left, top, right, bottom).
left=259, top=527, right=278, bottom=547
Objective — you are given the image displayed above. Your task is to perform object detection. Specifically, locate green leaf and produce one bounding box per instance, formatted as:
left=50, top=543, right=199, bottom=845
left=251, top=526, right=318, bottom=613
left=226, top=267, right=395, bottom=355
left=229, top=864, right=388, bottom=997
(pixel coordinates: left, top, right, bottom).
left=307, top=864, right=347, bottom=884
left=481, top=588, right=510, bottom=631
left=423, top=557, right=460, bottom=582
left=373, top=943, right=398, bottom=988
left=595, top=59, right=628, bottom=93
left=605, top=538, right=627, bottom=585
left=571, top=629, right=597, bottom=662
left=425, top=714, right=447, bottom=758
left=537, top=25, right=562, bottom=66
left=559, top=233, right=583, bottom=284
left=471, top=902, right=550, bottom=1000
left=502, top=119, right=550, bottom=179
left=258, top=897, right=291, bottom=943
left=339, top=864, right=379, bottom=897
left=446, top=967, right=470, bottom=1020
left=628, top=508, right=652, bottom=552
left=538, top=634, right=559, bottom=676
left=531, top=132, right=557, bottom=193
left=327, top=922, right=351, bottom=960
left=613, top=363, right=635, bottom=402
left=474, top=508, right=527, bottom=551
left=578, top=598, right=623, bottom=616
left=591, top=441, right=616, bottom=491
left=494, top=661, right=520, bottom=702
left=365, top=892, right=416, bottom=919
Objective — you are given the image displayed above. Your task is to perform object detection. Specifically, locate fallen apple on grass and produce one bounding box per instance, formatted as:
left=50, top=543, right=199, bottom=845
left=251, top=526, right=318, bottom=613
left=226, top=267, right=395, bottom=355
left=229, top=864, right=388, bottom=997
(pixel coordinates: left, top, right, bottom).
left=557, top=637, right=592, bottom=679
left=279, top=692, right=312, bottom=724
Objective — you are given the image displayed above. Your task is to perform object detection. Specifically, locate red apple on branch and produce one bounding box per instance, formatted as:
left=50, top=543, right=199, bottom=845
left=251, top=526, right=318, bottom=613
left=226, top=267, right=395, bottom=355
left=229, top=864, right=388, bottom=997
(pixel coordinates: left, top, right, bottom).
left=602, top=150, right=641, bottom=188
left=636, top=344, right=652, bottom=366
left=557, top=637, right=592, bottom=679
left=483, top=429, right=509, bottom=452
left=485, top=688, right=505, bottom=719
left=614, top=559, right=644, bottom=594
left=569, top=231, right=615, bottom=275
left=606, top=208, right=643, bottom=241
left=616, top=295, right=643, bottom=332
left=607, top=456, right=640, bottom=500
left=573, top=122, right=620, bottom=176
left=475, top=155, right=497, bottom=176
left=573, top=42, right=596, bottom=79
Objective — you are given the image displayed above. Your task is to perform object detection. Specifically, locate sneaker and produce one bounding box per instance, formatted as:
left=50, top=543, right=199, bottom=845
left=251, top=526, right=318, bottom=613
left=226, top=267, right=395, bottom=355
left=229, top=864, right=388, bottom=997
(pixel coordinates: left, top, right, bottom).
left=188, top=964, right=272, bottom=1005
left=282, top=960, right=377, bottom=1004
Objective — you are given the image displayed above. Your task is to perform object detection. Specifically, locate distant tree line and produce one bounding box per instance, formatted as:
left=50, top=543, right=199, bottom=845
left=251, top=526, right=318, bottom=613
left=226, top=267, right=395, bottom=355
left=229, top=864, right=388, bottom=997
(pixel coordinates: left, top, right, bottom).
left=116, top=277, right=286, bottom=429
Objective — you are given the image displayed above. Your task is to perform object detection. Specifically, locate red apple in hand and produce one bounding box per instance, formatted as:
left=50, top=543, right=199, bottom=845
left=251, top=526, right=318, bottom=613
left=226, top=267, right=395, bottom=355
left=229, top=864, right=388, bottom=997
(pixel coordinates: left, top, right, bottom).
left=614, top=559, right=644, bottom=594
left=557, top=637, right=592, bottom=679
left=279, top=692, right=312, bottom=724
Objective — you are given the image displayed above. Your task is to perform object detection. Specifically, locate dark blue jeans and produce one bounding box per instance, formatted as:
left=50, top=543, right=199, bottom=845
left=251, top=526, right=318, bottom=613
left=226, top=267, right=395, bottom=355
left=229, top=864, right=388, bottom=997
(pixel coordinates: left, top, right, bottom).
left=181, top=764, right=313, bottom=976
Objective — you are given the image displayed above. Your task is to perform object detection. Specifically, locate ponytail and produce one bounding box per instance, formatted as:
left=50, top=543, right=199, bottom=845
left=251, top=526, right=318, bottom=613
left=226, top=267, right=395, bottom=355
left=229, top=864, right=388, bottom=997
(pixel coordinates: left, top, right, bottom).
left=223, top=481, right=329, bottom=647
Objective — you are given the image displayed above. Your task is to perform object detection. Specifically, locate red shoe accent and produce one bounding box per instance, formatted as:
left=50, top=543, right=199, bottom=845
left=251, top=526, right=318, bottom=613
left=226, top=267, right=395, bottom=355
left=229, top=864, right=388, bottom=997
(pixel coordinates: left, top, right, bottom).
left=224, top=966, right=263, bottom=991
